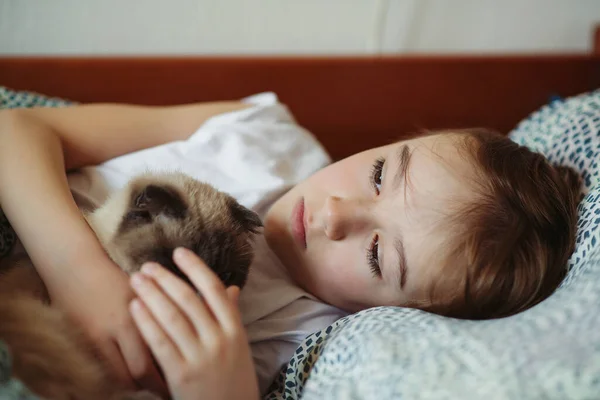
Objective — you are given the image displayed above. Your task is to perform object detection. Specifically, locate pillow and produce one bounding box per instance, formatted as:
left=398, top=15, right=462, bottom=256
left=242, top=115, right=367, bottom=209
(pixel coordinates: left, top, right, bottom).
left=265, top=90, right=600, bottom=400
left=0, top=86, right=73, bottom=109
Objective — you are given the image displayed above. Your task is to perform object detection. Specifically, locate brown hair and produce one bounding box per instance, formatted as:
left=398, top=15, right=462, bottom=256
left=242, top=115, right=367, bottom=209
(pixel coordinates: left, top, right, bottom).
left=423, top=128, right=581, bottom=320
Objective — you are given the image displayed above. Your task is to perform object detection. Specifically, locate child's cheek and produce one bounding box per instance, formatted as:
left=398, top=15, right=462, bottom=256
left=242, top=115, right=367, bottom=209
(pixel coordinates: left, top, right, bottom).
left=319, top=252, right=370, bottom=301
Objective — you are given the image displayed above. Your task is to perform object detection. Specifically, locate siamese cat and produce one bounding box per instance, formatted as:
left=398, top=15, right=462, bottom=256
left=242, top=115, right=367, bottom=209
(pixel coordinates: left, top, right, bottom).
left=0, top=172, right=262, bottom=400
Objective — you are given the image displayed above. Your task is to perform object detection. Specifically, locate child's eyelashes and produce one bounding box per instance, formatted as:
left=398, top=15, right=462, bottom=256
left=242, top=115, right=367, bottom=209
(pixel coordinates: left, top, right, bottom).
left=367, top=157, right=385, bottom=277
left=370, top=157, right=385, bottom=195
left=367, top=234, right=381, bottom=277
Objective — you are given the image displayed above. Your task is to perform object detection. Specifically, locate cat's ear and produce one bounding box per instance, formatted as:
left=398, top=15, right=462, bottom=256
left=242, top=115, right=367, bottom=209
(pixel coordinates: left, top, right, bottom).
left=133, top=184, right=187, bottom=219
left=228, top=200, right=263, bottom=234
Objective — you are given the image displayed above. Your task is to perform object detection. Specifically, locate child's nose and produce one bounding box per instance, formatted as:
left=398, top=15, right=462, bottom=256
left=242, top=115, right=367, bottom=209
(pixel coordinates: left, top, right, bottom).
left=323, top=196, right=369, bottom=240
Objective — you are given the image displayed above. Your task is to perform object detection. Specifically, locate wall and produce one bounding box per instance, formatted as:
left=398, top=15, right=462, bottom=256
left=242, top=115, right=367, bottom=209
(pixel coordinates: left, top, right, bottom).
left=0, top=0, right=598, bottom=55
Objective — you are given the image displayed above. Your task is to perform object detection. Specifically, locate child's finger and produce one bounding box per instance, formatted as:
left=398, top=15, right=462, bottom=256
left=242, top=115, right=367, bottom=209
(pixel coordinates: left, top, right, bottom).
left=139, top=262, right=220, bottom=344
left=116, top=317, right=168, bottom=396
left=131, top=273, right=199, bottom=358
left=99, top=340, right=136, bottom=389
left=173, top=248, right=242, bottom=333
left=226, top=286, right=240, bottom=305
left=129, top=298, right=183, bottom=374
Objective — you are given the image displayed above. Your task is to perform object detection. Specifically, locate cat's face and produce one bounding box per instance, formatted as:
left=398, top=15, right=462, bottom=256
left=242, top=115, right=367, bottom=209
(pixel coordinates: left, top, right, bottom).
left=86, top=172, right=262, bottom=289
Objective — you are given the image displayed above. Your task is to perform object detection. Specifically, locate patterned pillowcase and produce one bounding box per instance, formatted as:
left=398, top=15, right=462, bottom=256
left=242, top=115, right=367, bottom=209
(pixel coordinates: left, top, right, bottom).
left=0, top=86, right=73, bottom=109
left=265, top=89, right=600, bottom=400
left=0, top=87, right=73, bottom=260
left=510, top=91, right=600, bottom=287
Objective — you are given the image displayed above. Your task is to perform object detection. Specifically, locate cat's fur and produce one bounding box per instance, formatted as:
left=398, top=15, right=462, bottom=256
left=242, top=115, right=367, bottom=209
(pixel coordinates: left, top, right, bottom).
left=0, top=172, right=262, bottom=400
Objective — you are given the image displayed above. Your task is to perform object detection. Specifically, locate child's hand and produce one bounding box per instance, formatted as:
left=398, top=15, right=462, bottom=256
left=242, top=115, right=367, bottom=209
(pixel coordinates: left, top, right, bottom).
left=48, top=259, right=168, bottom=396
left=129, top=247, right=259, bottom=400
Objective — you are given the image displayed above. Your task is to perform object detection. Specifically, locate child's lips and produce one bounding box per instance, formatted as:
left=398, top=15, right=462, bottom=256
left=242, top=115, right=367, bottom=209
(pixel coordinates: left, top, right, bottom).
left=291, top=198, right=307, bottom=249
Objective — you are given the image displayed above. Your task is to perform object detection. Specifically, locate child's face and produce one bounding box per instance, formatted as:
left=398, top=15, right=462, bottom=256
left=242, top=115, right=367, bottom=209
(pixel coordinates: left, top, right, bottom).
left=264, top=133, right=477, bottom=312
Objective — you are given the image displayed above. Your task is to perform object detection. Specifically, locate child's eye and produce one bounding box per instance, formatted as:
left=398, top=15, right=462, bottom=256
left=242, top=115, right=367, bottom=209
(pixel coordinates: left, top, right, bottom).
left=366, top=234, right=382, bottom=277
left=370, top=158, right=385, bottom=195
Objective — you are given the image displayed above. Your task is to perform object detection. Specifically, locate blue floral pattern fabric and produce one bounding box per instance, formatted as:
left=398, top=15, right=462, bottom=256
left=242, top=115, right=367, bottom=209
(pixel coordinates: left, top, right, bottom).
left=0, top=87, right=73, bottom=109
left=265, top=90, right=600, bottom=400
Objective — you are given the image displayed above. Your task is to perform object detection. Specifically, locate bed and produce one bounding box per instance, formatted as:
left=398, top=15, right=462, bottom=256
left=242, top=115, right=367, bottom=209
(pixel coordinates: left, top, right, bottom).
left=1, top=28, right=600, bottom=400
left=0, top=47, right=598, bottom=161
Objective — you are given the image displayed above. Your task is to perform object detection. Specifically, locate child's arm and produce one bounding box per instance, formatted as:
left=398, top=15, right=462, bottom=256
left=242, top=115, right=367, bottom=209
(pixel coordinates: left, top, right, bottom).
left=0, top=101, right=249, bottom=393
left=130, top=247, right=260, bottom=400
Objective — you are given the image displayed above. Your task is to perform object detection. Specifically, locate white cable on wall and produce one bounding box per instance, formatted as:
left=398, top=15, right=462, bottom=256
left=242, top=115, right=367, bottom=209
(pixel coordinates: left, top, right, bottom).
left=369, top=0, right=390, bottom=54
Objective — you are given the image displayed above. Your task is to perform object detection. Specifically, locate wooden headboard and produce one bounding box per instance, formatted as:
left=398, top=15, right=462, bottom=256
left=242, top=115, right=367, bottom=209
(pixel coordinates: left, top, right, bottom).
left=1, top=52, right=599, bottom=160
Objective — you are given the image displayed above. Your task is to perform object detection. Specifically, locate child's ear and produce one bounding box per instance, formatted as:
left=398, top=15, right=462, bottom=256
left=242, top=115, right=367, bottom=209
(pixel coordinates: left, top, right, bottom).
left=120, top=184, right=188, bottom=232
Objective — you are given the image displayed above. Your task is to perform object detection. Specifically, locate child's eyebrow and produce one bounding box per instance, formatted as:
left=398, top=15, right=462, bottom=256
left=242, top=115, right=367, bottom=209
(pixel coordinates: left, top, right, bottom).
left=395, top=238, right=408, bottom=290
left=390, top=144, right=411, bottom=290
left=392, top=145, right=411, bottom=192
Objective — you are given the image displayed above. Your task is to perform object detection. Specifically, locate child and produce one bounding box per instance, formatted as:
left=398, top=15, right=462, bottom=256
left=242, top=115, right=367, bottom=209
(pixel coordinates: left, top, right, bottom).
left=0, top=93, right=579, bottom=399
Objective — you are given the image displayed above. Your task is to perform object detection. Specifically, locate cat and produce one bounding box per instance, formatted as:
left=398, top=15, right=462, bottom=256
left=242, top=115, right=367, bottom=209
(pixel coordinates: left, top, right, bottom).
left=0, top=171, right=262, bottom=400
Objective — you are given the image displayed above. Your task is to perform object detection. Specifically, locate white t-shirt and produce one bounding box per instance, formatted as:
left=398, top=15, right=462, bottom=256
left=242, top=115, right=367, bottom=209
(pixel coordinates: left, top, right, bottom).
left=66, top=93, right=348, bottom=393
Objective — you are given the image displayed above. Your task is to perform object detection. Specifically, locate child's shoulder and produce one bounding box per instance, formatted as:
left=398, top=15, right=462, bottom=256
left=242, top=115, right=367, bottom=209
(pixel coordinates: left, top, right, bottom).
left=68, top=92, right=331, bottom=211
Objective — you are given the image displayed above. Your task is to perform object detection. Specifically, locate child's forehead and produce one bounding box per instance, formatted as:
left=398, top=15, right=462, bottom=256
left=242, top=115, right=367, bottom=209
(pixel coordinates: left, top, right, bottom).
left=406, top=132, right=465, bottom=152
left=397, top=135, right=477, bottom=191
